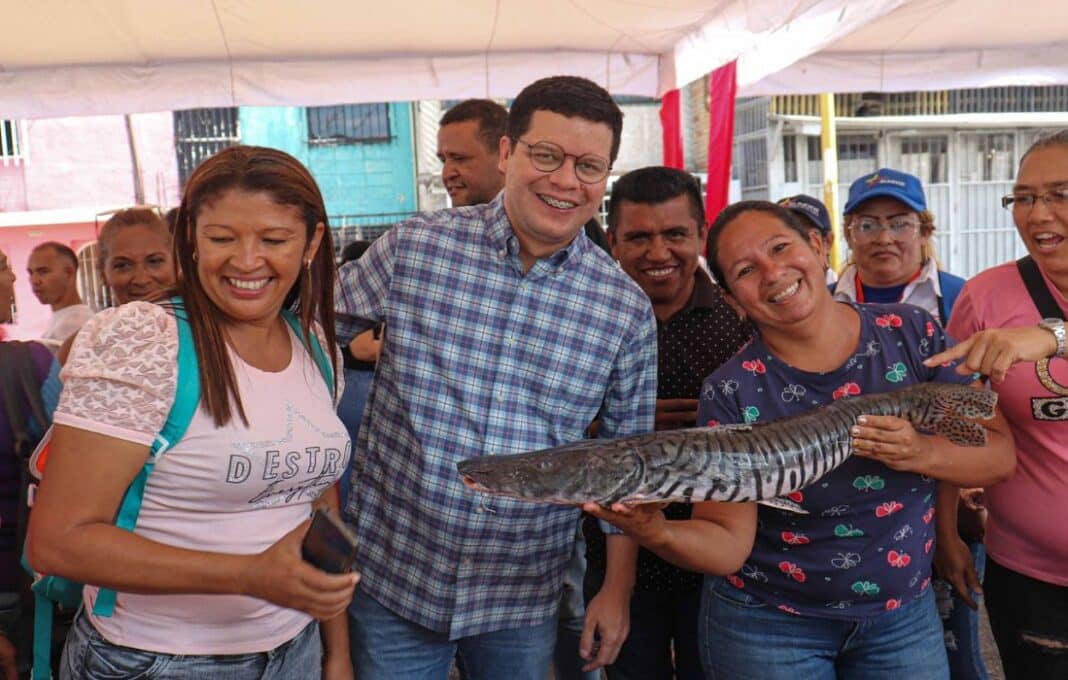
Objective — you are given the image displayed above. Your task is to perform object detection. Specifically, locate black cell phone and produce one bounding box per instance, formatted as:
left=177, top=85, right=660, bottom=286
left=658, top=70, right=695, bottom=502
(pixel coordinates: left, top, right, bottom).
left=301, top=509, right=359, bottom=574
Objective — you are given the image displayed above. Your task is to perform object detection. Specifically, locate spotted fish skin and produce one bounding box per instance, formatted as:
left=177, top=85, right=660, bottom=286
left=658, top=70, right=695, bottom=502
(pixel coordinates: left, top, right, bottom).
left=456, top=383, right=996, bottom=506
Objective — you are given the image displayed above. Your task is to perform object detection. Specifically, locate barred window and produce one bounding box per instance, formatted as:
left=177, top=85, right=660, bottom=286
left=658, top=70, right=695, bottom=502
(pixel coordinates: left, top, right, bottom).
left=783, top=134, right=798, bottom=183
left=900, top=135, right=948, bottom=184
left=173, top=108, right=240, bottom=187
left=307, top=104, right=391, bottom=144
left=739, top=138, right=768, bottom=189
left=1, top=120, right=24, bottom=163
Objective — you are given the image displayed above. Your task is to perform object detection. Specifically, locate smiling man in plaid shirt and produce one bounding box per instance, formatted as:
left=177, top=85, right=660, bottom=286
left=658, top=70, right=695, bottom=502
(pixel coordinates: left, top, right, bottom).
left=335, top=75, right=657, bottom=679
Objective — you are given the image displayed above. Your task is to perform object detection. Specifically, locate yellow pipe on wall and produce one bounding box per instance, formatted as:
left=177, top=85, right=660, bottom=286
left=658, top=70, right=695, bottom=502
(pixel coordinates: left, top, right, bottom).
left=820, top=93, right=844, bottom=272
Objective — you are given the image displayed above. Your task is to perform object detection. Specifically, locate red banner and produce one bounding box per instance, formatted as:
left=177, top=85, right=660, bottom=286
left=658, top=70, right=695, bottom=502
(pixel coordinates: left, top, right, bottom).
left=659, top=89, right=684, bottom=169
left=705, top=60, right=737, bottom=225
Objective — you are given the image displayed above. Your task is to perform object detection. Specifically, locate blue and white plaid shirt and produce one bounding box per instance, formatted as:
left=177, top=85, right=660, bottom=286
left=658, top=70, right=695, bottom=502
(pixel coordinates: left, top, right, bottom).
left=335, top=195, right=657, bottom=638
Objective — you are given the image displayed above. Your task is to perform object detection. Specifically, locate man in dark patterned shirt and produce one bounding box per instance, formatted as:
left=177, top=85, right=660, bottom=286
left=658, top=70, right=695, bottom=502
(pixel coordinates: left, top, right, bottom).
left=584, top=166, right=753, bottom=680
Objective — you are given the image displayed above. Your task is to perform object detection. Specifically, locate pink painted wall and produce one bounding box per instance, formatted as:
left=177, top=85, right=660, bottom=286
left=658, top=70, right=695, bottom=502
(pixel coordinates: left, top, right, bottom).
left=0, top=112, right=181, bottom=213
left=0, top=222, right=98, bottom=341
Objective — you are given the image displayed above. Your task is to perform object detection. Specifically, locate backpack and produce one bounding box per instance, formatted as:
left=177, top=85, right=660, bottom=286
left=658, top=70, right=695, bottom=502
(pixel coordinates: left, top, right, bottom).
left=24, top=298, right=335, bottom=679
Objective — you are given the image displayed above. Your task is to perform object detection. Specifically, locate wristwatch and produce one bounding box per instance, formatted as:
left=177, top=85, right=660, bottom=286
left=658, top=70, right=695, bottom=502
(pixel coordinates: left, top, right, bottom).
left=1038, top=317, right=1067, bottom=358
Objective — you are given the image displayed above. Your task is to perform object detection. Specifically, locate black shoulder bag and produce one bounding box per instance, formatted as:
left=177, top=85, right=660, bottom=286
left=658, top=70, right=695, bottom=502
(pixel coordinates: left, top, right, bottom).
left=1016, top=255, right=1066, bottom=320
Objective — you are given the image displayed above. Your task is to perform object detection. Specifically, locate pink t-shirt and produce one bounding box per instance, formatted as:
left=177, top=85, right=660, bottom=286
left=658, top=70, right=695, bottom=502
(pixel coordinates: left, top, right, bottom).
left=947, top=262, right=1068, bottom=587
left=54, top=301, right=350, bottom=654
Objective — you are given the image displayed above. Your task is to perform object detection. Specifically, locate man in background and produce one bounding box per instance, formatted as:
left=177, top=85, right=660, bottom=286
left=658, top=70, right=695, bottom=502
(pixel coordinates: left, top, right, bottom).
left=585, top=166, right=753, bottom=680
left=437, top=99, right=508, bottom=207
left=27, top=242, right=91, bottom=353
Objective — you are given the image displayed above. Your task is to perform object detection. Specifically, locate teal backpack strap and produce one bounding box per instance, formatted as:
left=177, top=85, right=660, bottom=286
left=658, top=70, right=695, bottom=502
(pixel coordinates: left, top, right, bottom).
left=282, top=310, right=335, bottom=394
left=31, top=592, right=52, bottom=679
left=92, top=298, right=201, bottom=617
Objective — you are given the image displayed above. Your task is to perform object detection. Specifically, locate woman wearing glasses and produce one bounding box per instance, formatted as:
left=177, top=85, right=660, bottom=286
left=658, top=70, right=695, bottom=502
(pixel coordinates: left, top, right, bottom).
left=926, top=130, right=1068, bottom=680
left=831, top=169, right=985, bottom=680
left=833, top=168, right=966, bottom=325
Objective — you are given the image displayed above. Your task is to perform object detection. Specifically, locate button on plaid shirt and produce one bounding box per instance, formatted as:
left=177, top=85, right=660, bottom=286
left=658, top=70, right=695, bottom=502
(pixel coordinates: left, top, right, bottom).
left=335, top=195, right=657, bottom=638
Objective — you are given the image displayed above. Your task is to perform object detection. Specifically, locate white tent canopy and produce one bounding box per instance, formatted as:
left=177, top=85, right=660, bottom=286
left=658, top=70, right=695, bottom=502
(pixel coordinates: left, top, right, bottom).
left=3, top=0, right=1068, bottom=119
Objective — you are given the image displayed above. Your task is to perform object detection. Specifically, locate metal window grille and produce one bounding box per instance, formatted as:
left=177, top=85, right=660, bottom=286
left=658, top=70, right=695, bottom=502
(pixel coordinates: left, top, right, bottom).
left=965, top=131, right=1012, bottom=180
left=739, top=138, right=767, bottom=189
left=307, top=104, right=391, bottom=145
left=174, top=108, right=240, bottom=188
left=807, top=134, right=878, bottom=161
left=783, top=134, right=798, bottom=183
left=735, top=97, right=770, bottom=136
left=899, top=136, right=948, bottom=184
left=1, top=119, right=24, bottom=165
left=331, top=212, right=417, bottom=260
left=774, top=86, right=1068, bottom=117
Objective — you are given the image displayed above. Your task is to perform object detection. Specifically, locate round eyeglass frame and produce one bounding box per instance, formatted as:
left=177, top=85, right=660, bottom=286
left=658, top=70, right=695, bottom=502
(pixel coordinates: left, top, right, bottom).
left=513, top=138, right=611, bottom=184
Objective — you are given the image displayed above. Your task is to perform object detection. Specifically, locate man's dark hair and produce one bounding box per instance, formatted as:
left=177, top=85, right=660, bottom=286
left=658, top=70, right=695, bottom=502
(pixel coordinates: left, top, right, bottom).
left=439, top=99, right=509, bottom=153
left=31, top=241, right=78, bottom=270
left=507, top=76, right=624, bottom=163
left=607, top=167, right=704, bottom=231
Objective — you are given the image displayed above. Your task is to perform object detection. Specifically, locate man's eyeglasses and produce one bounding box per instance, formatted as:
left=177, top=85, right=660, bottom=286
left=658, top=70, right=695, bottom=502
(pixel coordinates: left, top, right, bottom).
left=1001, top=188, right=1068, bottom=211
left=847, top=216, right=919, bottom=242
left=513, top=138, right=611, bottom=184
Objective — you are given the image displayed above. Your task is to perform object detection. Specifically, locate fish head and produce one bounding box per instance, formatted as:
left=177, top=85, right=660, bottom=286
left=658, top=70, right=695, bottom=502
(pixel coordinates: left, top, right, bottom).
left=457, top=442, right=643, bottom=505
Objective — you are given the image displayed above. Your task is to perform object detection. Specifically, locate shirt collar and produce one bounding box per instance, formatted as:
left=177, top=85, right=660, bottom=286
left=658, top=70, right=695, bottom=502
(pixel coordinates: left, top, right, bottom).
left=662, top=268, right=723, bottom=323
left=837, top=258, right=942, bottom=299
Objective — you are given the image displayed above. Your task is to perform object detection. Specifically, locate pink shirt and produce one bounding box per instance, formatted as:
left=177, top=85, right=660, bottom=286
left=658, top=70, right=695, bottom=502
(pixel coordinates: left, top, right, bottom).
left=54, top=302, right=350, bottom=654
left=947, top=262, right=1068, bottom=586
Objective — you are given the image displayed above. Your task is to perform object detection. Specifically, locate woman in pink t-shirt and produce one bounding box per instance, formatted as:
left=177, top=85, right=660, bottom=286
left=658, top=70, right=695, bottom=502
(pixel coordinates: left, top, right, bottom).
left=927, top=129, right=1068, bottom=680
left=26, top=147, right=358, bottom=679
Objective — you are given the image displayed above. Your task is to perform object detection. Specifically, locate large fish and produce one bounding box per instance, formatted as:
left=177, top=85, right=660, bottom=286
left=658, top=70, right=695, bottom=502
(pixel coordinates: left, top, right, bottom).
left=457, top=383, right=996, bottom=507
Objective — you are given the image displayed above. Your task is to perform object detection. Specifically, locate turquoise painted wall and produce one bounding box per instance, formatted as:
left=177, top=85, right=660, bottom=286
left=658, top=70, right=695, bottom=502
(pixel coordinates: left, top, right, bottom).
left=238, top=103, right=416, bottom=219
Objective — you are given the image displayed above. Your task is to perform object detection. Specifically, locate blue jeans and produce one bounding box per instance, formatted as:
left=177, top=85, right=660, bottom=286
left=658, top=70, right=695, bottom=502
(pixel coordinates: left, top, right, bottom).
left=348, top=587, right=556, bottom=680
left=337, top=367, right=374, bottom=503
left=699, top=577, right=949, bottom=680
left=60, top=611, right=320, bottom=679
left=934, top=541, right=989, bottom=680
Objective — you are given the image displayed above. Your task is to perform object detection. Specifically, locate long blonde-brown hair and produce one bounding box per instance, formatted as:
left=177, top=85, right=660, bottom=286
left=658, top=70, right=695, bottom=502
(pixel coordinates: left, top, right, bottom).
left=172, top=146, right=337, bottom=427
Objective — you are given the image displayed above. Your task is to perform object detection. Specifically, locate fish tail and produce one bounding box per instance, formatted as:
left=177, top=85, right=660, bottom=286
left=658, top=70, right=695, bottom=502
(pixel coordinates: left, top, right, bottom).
left=910, top=385, right=997, bottom=446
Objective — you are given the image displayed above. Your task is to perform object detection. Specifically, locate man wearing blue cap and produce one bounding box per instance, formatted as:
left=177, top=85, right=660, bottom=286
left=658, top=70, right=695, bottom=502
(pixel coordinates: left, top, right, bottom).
left=831, top=168, right=983, bottom=680
left=778, top=194, right=837, bottom=284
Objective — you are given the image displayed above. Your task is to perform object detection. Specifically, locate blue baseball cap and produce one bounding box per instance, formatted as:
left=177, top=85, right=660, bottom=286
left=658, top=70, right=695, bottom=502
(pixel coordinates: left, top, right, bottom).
left=778, top=194, right=832, bottom=234
left=844, top=168, right=926, bottom=214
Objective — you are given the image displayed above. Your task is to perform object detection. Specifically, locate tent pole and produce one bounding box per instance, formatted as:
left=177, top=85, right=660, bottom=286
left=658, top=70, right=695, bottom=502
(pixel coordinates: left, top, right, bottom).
left=819, top=93, right=843, bottom=272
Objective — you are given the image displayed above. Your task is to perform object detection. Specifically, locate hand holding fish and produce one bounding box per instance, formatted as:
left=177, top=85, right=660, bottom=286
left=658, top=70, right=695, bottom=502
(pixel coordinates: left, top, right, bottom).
left=581, top=502, right=670, bottom=546
left=850, top=414, right=936, bottom=474
left=923, top=326, right=1058, bottom=383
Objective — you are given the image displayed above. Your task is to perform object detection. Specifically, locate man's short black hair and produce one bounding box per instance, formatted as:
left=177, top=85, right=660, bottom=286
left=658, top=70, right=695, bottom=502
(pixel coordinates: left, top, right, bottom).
left=507, top=76, right=623, bottom=163
left=31, top=241, right=78, bottom=270
left=607, top=167, right=705, bottom=231
left=439, top=99, right=509, bottom=153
